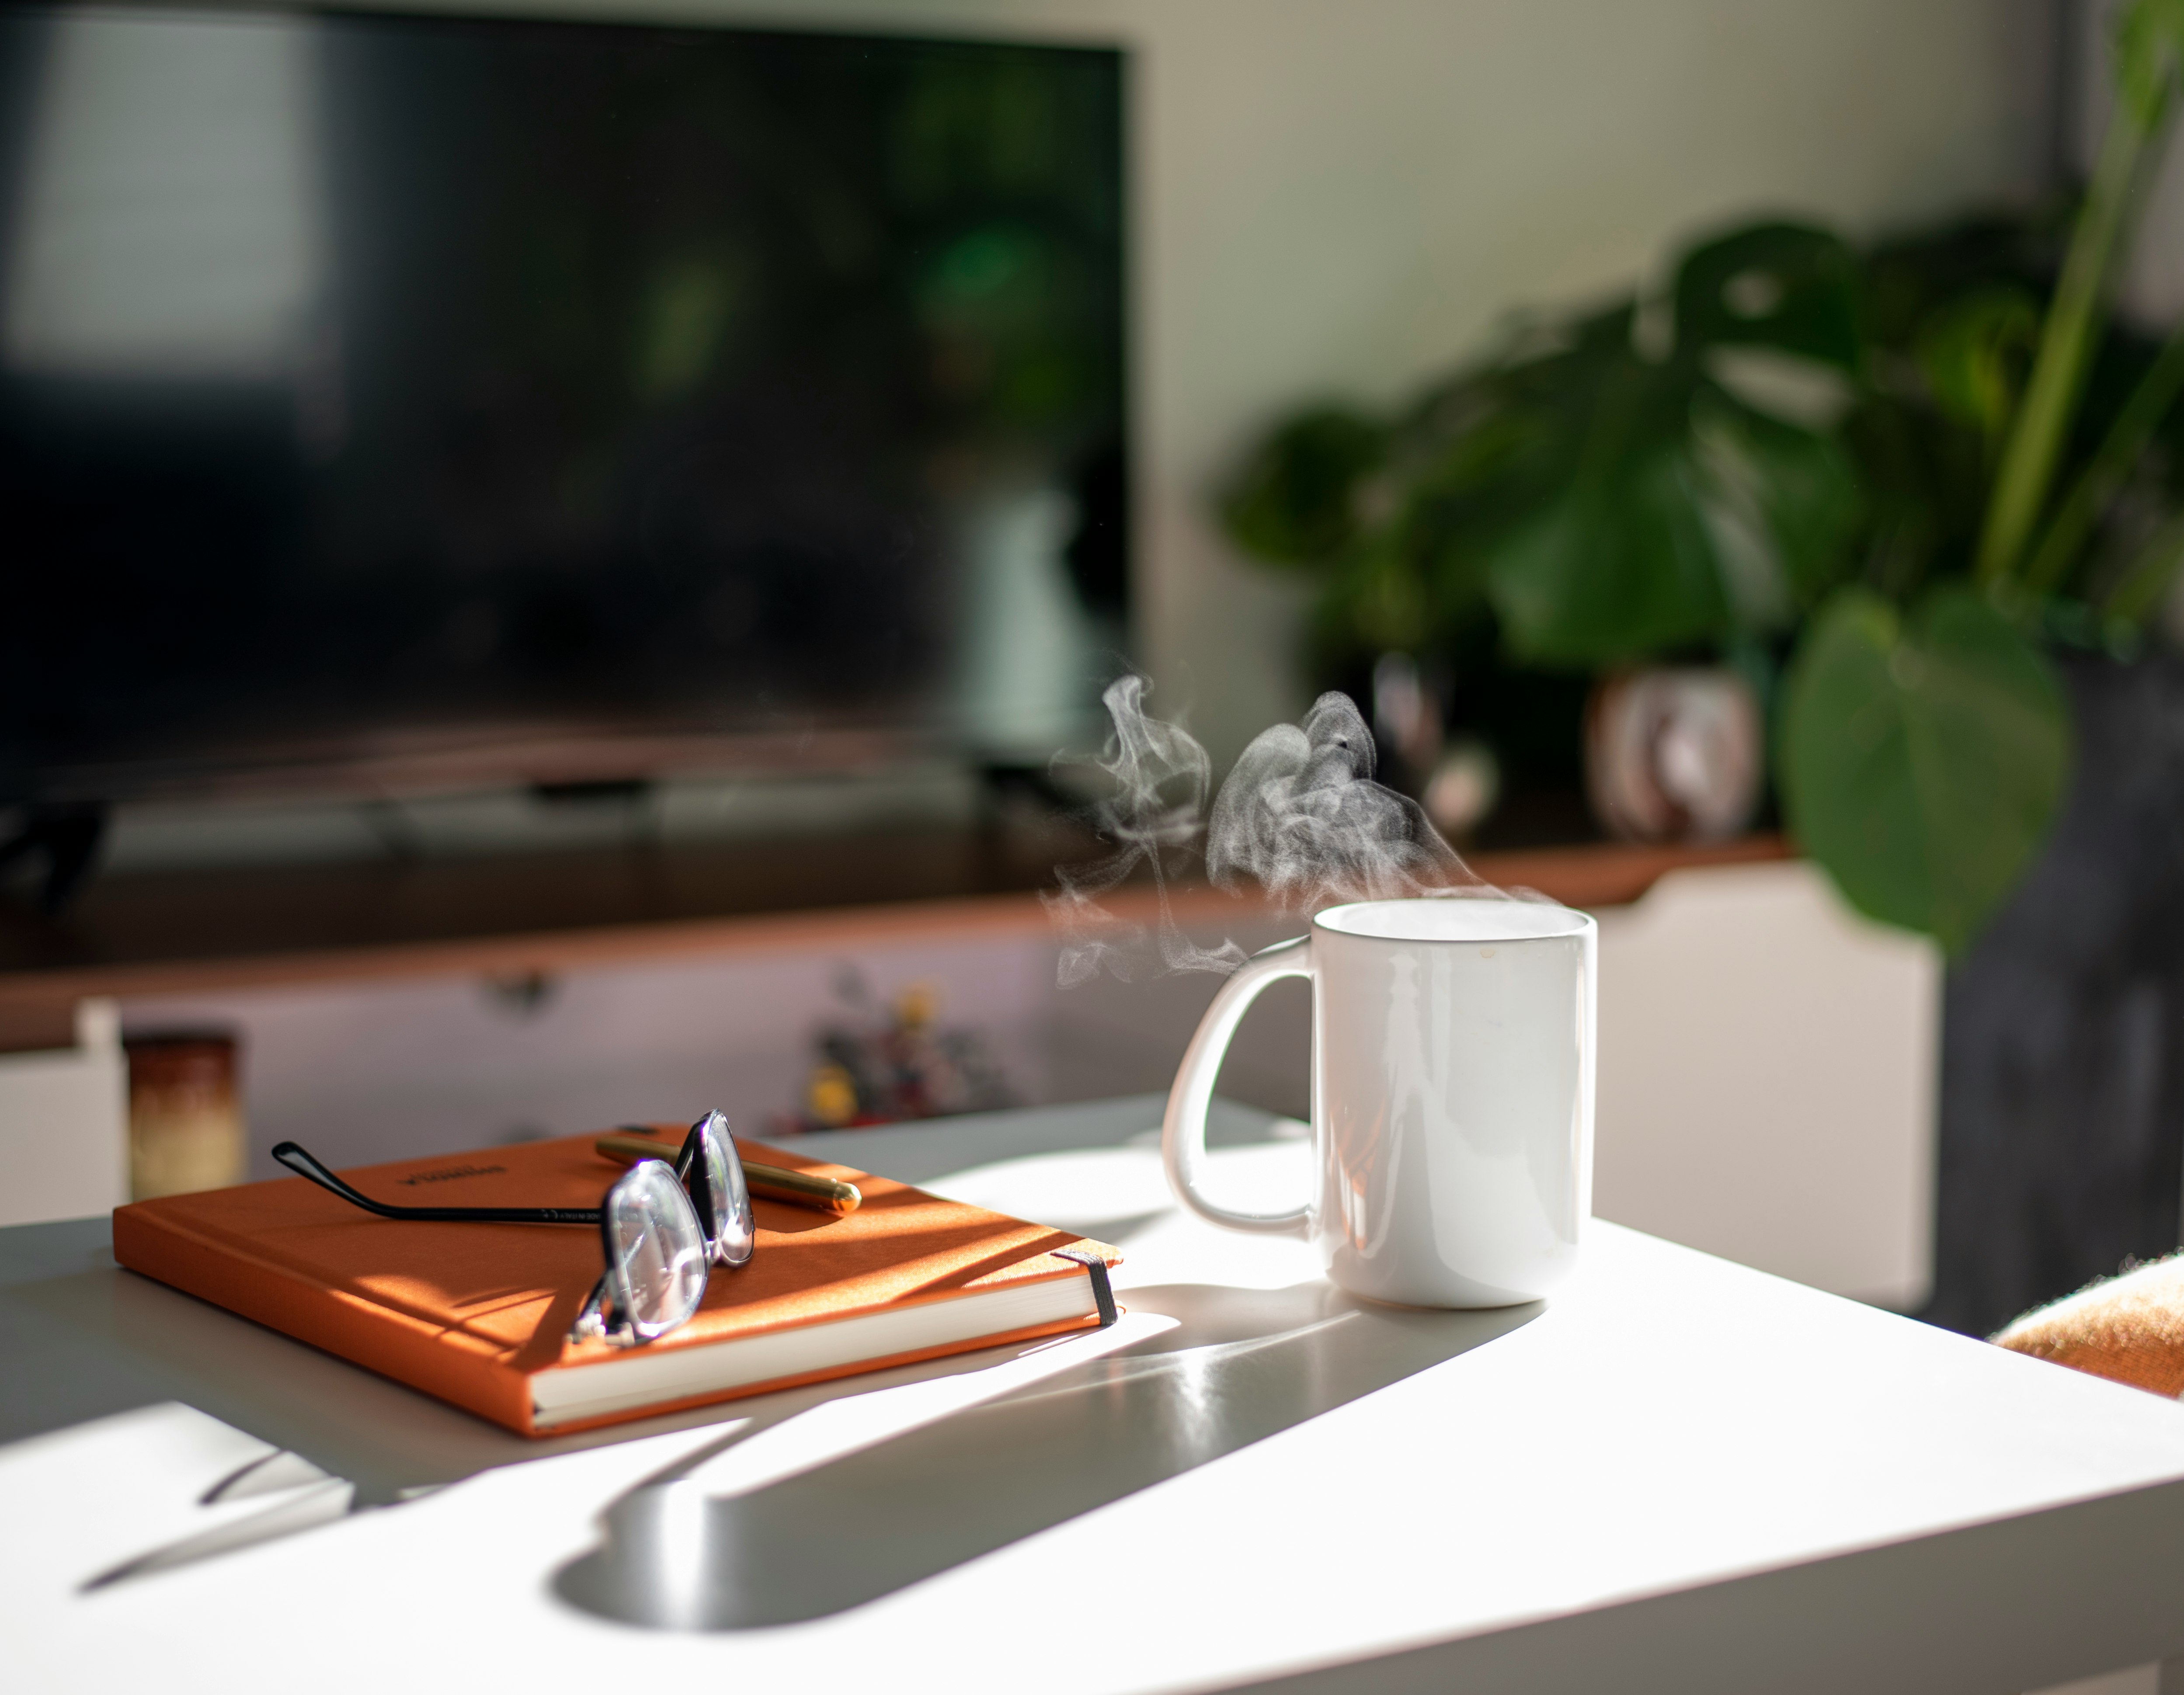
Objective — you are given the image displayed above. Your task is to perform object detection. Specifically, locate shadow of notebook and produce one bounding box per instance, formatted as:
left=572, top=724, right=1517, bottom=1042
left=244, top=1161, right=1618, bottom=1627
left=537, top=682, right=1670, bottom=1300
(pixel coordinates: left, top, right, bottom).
left=555, top=1277, right=1537, bottom=1629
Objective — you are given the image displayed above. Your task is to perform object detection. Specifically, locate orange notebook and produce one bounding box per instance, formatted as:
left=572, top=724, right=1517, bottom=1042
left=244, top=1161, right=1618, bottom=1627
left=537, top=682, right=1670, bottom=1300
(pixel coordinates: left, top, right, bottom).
left=112, top=1130, right=1120, bottom=1437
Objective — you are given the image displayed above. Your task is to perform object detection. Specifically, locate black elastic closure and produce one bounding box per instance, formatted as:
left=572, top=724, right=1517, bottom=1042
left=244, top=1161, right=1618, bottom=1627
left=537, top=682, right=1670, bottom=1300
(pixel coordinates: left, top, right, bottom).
left=1054, top=1247, right=1118, bottom=1326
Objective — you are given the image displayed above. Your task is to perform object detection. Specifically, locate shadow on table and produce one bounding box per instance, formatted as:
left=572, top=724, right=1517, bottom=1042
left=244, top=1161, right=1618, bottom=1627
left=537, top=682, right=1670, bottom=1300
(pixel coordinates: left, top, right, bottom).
left=554, top=1278, right=1537, bottom=1631
left=2, top=1240, right=833, bottom=1500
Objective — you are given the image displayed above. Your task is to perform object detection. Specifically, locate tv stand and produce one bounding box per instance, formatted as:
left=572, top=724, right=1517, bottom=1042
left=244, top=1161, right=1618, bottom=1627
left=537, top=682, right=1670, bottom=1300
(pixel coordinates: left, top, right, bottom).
left=0, top=828, right=1789, bottom=1050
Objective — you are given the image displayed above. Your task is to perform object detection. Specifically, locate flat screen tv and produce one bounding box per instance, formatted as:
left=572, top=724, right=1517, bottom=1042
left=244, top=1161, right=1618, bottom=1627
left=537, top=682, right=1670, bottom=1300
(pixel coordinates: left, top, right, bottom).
left=0, top=3, right=1128, bottom=809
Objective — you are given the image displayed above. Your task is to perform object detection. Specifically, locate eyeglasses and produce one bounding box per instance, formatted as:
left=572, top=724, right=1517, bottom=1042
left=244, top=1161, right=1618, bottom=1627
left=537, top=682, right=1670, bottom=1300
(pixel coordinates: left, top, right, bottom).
left=271, top=1110, right=755, bottom=1348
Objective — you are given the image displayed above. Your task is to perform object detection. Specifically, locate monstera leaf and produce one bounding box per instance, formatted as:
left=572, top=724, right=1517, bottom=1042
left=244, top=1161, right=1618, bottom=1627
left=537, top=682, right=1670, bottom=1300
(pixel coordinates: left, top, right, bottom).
left=1691, top=390, right=1865, bottom=614
left=1484, top=434, right=1730, bottom=665
left=1478, top=368, right=1861, bottom=666
left=1471, top=227, right=1865, bottom=667
left=1780, top=585, right=2069, bottom=952
left=1214, top=205, right=2113, bottom=953
left=1673, top=221, right=1864, bottom=371
left=1220, top=407, right=1388, bottom=565
left=1218, top=223, right=1868, bottom=671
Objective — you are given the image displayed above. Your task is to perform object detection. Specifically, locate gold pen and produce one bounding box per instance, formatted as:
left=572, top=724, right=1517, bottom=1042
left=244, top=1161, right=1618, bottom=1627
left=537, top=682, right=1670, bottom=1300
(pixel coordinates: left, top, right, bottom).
left=593, top=1130, right=862, bottom=1216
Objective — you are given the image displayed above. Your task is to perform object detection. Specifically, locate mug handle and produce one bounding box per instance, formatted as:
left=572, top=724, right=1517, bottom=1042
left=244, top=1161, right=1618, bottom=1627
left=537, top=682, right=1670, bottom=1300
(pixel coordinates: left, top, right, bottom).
left=1161, top=936, right=1314, bottom=1237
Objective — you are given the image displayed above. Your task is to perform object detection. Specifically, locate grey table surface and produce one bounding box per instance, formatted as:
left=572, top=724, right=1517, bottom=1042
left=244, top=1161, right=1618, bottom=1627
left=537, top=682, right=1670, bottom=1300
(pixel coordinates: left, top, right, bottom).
left=6, top=1094, right=2184, bottom=1695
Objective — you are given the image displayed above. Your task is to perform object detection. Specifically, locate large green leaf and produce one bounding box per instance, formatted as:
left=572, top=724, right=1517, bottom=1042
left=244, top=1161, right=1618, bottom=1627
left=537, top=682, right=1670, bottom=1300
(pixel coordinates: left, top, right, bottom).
left=1780, top=585, right=2069, bottom=952
left=1219, top=221, right=1873, bottom=672
left=1479, top=353, right=1860, bottom=666
left=1476, top=349, right=1726, bottom=666
left=1692, top=390, right=1865, bottom=613
left=1219, top=407, right=1388, bottom=565
left=1485, top=441, right=1729, bottom=666
left=1674, top=222, right=1863, bottom=371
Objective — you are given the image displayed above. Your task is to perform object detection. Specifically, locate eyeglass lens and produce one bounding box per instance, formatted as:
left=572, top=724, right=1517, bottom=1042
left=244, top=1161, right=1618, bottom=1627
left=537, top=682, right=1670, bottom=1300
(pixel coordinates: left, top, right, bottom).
left=608, top=1161, right=709, bottom=1341
left=693, top=1109, right=755, bottom=1268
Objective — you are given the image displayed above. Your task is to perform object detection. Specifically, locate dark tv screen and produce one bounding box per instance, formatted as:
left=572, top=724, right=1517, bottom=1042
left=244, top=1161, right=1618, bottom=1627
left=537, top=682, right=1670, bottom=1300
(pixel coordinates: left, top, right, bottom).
left=0, top=4, right=1127, bottom=804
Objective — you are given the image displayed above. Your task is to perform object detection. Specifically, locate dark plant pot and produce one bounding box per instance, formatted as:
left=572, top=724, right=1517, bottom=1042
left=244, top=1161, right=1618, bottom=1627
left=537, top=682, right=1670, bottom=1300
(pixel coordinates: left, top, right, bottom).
left=1923, top=651, right=2184, bottom=1337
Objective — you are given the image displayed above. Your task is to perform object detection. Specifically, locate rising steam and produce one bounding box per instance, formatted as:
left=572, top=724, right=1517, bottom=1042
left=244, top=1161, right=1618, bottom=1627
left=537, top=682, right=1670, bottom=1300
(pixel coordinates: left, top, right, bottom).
left=1045, top=677, right=1510, bottom=986
left=1043, top=676, right=1249, bottom=986
left=1208, top=691, right=1485, bottom=906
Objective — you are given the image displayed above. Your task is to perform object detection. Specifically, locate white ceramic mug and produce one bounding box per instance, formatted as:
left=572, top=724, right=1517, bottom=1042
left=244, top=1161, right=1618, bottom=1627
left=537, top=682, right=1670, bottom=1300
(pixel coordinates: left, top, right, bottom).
left=1162, top=898, right=1596, bottom=1308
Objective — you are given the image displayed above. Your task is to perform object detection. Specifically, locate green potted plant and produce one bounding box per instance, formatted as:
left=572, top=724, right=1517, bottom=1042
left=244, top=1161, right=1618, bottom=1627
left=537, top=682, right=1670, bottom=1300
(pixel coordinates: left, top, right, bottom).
left=1220, top=0, right=2184, bottom=955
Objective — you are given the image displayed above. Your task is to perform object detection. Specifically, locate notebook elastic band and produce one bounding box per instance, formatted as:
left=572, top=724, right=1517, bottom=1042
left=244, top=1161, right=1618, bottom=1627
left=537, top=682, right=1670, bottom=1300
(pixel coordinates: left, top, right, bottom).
left=1054, top=1247, right=1117, bottom=1326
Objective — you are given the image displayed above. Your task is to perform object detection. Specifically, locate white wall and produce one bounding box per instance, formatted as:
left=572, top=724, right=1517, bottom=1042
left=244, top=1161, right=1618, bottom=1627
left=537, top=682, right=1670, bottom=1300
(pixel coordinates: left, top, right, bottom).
left=417, top=0, right=2049, bottom=761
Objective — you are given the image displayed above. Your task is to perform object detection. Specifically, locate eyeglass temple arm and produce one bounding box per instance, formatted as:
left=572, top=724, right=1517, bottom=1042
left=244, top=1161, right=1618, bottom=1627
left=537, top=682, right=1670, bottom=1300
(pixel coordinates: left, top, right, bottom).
left=270, top=1142, right=601, bottom=1225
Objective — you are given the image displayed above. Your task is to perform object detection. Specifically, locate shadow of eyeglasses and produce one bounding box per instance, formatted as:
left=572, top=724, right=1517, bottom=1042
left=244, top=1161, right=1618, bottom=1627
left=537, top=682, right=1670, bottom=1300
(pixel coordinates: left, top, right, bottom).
left=554, top=1277, right=1539, bottom=1630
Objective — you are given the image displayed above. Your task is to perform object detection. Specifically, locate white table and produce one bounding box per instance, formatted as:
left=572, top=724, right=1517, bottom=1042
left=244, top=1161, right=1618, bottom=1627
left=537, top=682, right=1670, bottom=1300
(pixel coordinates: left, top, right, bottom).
left=6, top=1094, right=2184, bottom=1695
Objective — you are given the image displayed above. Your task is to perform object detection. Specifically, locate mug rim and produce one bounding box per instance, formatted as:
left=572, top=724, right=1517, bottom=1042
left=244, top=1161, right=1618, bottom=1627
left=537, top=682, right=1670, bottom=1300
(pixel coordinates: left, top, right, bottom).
left=1313, top=896, right=1593, bottom=943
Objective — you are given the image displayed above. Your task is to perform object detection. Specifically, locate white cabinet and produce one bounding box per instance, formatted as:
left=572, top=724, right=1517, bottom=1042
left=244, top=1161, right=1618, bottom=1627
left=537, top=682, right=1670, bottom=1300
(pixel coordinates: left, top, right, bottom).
left=1592, top=861, right=1941, bottom=1309
left=0, top=998, right=128, bottom=1228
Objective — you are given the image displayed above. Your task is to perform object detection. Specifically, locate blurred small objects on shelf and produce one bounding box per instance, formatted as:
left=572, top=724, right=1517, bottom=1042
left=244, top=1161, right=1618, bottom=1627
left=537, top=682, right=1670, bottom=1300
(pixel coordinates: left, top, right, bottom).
left=1422, top=738, right=1502, bottom=842
left=125, top=1030, right=244, bottom=1200
left=1373, top=651, right=1504, bottom=842
left=773, top=967, right=1015, bottom=1134
left=1372, top=653, right=1444, bottom=785
left=1585, top=667, right=1764, bottom=844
